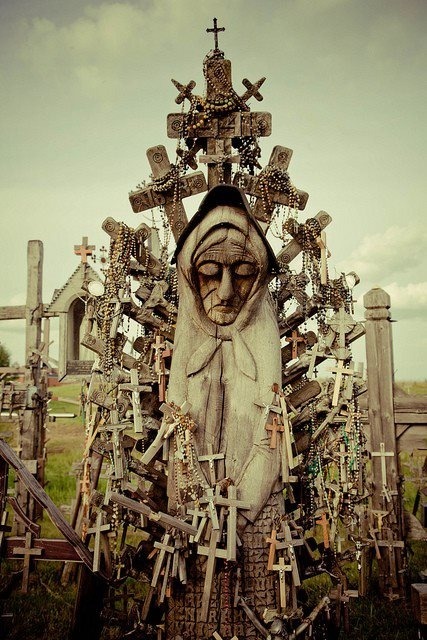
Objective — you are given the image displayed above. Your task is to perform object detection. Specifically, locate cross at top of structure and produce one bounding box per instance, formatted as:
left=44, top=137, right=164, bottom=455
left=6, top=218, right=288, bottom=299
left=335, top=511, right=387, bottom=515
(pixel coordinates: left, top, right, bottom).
left=206, top=17, right=225, bottom=51
left=74, top=236, right=95, bottom=264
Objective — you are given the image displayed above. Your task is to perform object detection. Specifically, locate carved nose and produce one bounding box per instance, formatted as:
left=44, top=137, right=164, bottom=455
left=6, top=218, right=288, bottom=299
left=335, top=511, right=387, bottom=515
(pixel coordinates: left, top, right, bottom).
left=217, top=267, right=234, bottom=302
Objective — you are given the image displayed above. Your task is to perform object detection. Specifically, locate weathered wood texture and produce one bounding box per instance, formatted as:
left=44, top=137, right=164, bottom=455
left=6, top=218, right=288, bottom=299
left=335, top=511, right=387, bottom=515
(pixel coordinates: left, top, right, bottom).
left=0, top=439, right=96, bottom=574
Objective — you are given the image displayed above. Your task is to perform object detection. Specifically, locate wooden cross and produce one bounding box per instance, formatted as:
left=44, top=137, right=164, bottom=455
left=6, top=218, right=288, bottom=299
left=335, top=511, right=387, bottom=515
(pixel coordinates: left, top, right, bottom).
left=74, top=236, right=95, bottom=264
left=307, top=343, right=319, bottom=380
left=240, top=77, right=266, bottom=104
left=206, top=17, right=225, bottom=50
left=265, top=416, right=284, bottom=449
left=315, top=231, right=331, bottom=285
left=285, top=330, right=306, bottom=361
left=376, top=531, right=405, bottom=587
left=171, top=78, right=196, bottom=104
left=327, top=308, right=356, bottom=361
left=266, top=529, right=278, bottom=571
left=271, top=556, right=292, bottom=609
left=330, top=360, right=355, bottom=407
left=152, top=335, right=167, bottom=401
left=315, top=512, right=330, bottom=549
left=198, top=519, right=224, bottom=621
left=371, top=443, right=394, bottom=502
left=87, top=510, right=111, bottom=573
left=129, top=145, right=207, bottom=241
left=187, top=506, right=208, bottom=543
left=235, top=146, right=309, bottom=225
left=278, top=393, right=301, bottom=472
left=214, top=484, right=250, bottom=561
left=139, top=401, right=191, bottom=465
left=13, top=531, right=43, bottom=592
left=100, top=418, right=127, bottom=480
left=276, top=523, right=304, bottom=587
left=198, top=443, right=225, bottom=485
left=119, top=369, right=151, bottom=434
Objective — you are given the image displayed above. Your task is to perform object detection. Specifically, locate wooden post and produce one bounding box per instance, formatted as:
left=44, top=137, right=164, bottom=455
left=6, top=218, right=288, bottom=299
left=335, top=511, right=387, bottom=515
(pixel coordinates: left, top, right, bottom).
left=364, top=287, right=405, bottom=596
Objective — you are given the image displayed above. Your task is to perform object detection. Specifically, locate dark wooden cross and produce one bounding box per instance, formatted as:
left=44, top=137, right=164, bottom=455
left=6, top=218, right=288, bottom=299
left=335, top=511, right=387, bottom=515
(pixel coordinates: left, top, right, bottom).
left=74, top=236, right=95, bottom=264
left=285, top=330, right=306, bottom=361
left=206, top=17, right=225, bottom=50
left=129, top=145, right=207, bottom=241
left=265, top=416, right=284, bottom=449
left=234, top=146, right=309, bottom=226
left=315, top=512, right=330, bottom=549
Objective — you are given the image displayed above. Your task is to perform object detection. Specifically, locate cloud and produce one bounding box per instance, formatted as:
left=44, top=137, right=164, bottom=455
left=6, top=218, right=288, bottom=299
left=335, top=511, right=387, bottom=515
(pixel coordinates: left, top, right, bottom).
left=336, top=224, right=427, bottom=282
left=383, top=281, right=427, bottom=319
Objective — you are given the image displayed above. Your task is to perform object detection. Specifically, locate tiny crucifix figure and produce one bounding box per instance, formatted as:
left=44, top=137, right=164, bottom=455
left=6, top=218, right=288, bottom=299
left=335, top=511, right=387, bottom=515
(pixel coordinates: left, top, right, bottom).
left=285, top=330, right=305, bottom=361
left=271, top=557, right=292, bottom=610
left=206, top=17, right=225, bottom=51
left=74, top=236, right=95, bottom=264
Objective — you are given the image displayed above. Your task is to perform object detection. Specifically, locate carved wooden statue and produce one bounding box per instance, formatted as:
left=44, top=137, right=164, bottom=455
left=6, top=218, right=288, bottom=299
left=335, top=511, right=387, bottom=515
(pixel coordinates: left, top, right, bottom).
left=166, top=184, right=287, bottom=638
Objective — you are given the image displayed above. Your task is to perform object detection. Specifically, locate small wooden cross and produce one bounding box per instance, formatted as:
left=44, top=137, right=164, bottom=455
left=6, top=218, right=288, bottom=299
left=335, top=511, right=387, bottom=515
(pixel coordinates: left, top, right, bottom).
left=87, top=510, right=111, bottom=573
left=100, top=419, right=127, bottom=480
left=198, top=443, right=225, bottom=485
left=214, top=484, right=251, bottom=561
left=171, top=78, right=196, bottom=104
left=327, top=308, right=356, bottom=361
left=206, top=17, right=225, bottom=50
left=265, top=416, right=284, bottom=449
left=266, top=529, right=278, bottom=571
left=129, top=145, right=207, bottom=241
left=330, top=360, right=355, bottom=407
left=271, top=557, right=292, bottom=609
left=74, top=236, right=95, bottom=264
left=276, top=523, right=304, bottom=587
left=315, top=231, right=331, bottom=285
left=285, top=330, right=306, bottom=361
left=315, top=512, right=330, bottom=549
left=307, top=343, right=319, bottom=380
left=119, top=369, right=151, bottom=434
left=199, top=526, right=223, bottom=622
left=187, top=506, right=208, bottom=543
left=13, top=531, right=43, bottom=592
left=151, top=533, right=175, bottom=589
left=371, top=442, right=394, bottom=502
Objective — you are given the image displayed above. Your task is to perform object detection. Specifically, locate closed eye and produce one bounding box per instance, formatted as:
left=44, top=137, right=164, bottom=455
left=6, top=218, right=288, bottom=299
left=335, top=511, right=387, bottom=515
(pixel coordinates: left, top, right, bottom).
left=197, top=262, right=221, bottom=276
left=233, top=262, right=256, bottom=277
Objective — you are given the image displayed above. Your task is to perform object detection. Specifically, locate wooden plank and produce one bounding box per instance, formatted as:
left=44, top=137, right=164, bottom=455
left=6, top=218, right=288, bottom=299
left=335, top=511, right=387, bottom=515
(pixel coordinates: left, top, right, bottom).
left=0, top=439, right=96, bottom=574
left=0, top=306, right=26, bottom=321
left=5, top=537, right=82, bottom=562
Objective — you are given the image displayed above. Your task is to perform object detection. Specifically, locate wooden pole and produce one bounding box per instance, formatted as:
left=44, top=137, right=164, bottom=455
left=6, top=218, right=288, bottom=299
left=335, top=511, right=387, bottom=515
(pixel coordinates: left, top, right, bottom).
left=364, top=287, right=405, bottom=596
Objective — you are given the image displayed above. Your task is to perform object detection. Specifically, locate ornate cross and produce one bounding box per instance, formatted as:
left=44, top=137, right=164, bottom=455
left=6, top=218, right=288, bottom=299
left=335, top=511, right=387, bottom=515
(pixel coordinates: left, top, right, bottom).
left=206, top=17, right=225, bottom=50
left=129, top=145, right=207, bottom=241
left=327, top=308, right=356, bottom=361
left=74, top=236, right=95, bottom=264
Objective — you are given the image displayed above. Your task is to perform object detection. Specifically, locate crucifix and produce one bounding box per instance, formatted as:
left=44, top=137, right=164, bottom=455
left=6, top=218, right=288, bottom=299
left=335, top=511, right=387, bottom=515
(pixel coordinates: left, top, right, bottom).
left=330, top=360, right=355, bottom=407
left=276, top=523, right=304, bottom=588
left=100, top=414, right=127, bottom=480
left=271, top=556, right=292, bottom=610
left=13, top=531, right=43, bottom=592
left=285, top=330, right=306, bottom=361
left=74, top=236, right=95, bottom=264
left=129, top=145, right=207, bottom=241
left=152, top=334, right=167, bottom=401
left=206, top=17, right=225, bottom=51
left=198, top=443, right=225, bottom=485
left=371, top=443, right=394, bottom=503
left=119, top=369, right=151, bottom=434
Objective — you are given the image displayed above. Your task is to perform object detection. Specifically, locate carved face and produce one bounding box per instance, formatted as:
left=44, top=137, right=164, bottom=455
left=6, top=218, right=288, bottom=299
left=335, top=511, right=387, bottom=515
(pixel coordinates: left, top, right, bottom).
left=194, top=227, right=259, bottom=325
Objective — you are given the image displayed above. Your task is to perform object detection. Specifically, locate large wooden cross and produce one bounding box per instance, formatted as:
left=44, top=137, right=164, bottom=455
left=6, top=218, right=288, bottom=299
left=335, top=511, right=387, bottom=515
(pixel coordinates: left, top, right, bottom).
left=129, top=145, right=207, bottom=241
left=13, top=530, right=43, bottom=592
left=74, top=236, right=95, bottom=264
left=235, top=146, right=309, bottom=226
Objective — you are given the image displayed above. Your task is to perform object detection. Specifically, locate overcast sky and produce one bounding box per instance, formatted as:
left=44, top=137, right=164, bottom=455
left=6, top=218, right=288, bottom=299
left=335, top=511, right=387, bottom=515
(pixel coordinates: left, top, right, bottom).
left=0, top=0, right=426, bottom=380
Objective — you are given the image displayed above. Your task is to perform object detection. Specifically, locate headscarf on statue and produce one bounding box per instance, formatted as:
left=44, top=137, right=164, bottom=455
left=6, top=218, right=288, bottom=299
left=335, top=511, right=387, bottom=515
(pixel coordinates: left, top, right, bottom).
left=168, top=185, right=284, bottom=527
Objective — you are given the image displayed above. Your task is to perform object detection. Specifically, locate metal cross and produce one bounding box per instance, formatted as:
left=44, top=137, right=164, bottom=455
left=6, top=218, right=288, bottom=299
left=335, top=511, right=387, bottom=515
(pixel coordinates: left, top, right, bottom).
left=206, top=17, right=225, bottom=50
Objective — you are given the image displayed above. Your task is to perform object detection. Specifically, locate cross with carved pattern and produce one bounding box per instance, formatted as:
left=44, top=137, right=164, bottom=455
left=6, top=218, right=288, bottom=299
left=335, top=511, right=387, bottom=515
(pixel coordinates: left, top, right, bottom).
left=285, top=330, right=306, bottom=361
left=129, top=145, right=207, bottom=241
left=234, top=146, right=309, bottom=227
left=327, top=308, right=356, bottom=360
left=206, top=17, right=225, bottom=50
left=74, top=236, right=95, bottom=264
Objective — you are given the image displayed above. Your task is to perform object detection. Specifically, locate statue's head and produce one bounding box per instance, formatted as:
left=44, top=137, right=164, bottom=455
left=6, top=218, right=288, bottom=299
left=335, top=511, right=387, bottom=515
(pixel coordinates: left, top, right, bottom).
left=173, top=185, right=278, bottom=327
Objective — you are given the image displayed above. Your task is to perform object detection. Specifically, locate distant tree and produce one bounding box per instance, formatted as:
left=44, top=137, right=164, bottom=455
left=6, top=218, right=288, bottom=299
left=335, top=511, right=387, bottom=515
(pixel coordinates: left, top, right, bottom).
left=0, top=343, right=11, bottom=367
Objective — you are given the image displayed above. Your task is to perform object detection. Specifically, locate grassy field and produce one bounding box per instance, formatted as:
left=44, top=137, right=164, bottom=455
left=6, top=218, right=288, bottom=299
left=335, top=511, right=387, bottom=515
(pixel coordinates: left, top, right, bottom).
left=0, top=381, right=426, bottom=639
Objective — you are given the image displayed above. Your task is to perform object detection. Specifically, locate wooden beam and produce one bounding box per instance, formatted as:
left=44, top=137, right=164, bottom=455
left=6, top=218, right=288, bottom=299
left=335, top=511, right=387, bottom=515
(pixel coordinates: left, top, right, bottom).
left=5, top=537, right=82, bottom=562
left=0, top=306, right=26, bottom=321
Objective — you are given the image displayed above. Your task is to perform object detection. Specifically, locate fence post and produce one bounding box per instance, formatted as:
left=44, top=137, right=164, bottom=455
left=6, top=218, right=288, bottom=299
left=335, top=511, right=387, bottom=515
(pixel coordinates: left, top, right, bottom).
left=364, top=287, right=405, bottom=596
